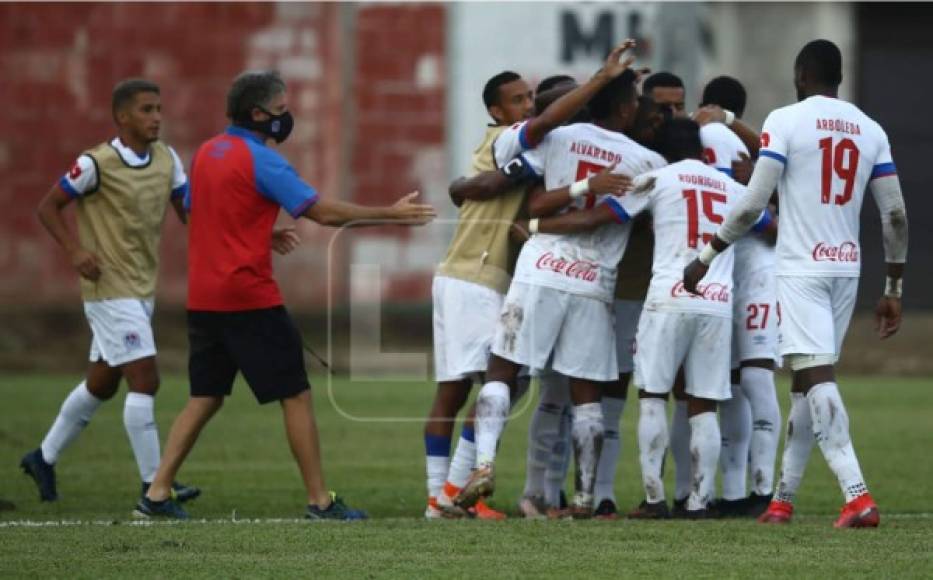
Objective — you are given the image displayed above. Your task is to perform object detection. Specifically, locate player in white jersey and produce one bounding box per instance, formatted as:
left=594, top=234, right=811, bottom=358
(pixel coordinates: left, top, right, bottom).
left=455, top=70, right=666, bottom=517
left=685, top=40, right=908, bottom=528
left=698, top=76, right=783, bottom=517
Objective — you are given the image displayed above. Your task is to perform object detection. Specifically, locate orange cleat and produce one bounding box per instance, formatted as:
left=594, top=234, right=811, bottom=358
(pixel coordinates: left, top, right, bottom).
left=471, top=500, right=507, bottom=520
left=757, top=499, right=794, bottom=524
left=834, top=493, right=880, bottom=529
left=453, top=463, right=495, bottom=510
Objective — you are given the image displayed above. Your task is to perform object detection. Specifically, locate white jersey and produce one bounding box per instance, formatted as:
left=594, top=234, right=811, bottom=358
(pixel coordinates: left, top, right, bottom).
left=514, top=123, right=667, bottom=302
left=493, top=120, right=535, bottom=168
left=700, top=123, right=776, bottom=277
left=759, top=95, right=896, bottom=277
left=612, top=159, right=763, bottom=318
left=59, top=138, right=188, bottom=199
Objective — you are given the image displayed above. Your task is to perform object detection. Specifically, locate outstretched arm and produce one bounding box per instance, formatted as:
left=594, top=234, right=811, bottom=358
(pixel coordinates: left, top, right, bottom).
left=304, top=191, right=436, bottom=227
left=528, top=163, right=632, bottom=218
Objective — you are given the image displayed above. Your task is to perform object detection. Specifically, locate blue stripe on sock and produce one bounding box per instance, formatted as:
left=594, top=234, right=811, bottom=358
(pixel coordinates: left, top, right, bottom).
left=424, top=434, right=451, bottom=457
left=461, top=425, right=475, bottom=443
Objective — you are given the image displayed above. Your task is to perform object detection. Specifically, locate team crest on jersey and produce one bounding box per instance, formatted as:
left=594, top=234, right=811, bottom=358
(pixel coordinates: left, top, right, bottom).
left=760, top=133, right=770, bottom=148
left=68, top=162, right=82, bottom=180
left=124, top=332, right=141, bottom=351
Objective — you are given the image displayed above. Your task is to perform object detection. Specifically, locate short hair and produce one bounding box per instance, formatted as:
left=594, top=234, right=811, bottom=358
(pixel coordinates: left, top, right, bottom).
left=701, top=76, right=747, bottom=118
left=226, top=70, right=287, bottom=125
left=111, top=79, right=159, bottom=121
left=482, top=71, right=522, bottom=109
left=588, top=69, right=638, bottom=120
left=658, top=118, right=704, bottom=162
left=642, top=71, right=684, bottom=94
left=536, top=75, right=575, bottom=95
left=795, top=39, right=842, bottom=86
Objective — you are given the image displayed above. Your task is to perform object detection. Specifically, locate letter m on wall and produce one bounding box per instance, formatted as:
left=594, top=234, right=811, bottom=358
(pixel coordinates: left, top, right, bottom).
left=561, top=11, right=614, bottom=63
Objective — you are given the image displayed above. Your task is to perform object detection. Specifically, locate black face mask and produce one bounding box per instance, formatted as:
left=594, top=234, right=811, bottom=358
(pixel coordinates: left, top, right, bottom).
left=244, top=106, right=294, bottom=143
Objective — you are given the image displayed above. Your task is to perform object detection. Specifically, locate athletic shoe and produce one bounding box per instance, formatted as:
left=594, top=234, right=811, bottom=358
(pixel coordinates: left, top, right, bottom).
left=570, top=492, right=594, bottom=519
left=594, top=499, right=619, bottom=520
left=142, top=481, right=202, bottom=504
left=757, top=499, right=794, bottom=524
left=743, top=492, right=773, bottom=518
left=454, top=463, right=495, bottom=510
left=670, top=497, right=689, bottom=519
left=435, top=485, right=468, bottom=518
left=306, top=493, right=368, bottom=521
left=471, top=500, right=507, bottom=520
left=518, top=494, right=549, bottom=519
left=133, top=496, right=189, bottom=520
left=626, top=500, right=671, bottom=520
left=709, top=497, right=747, bottom=518
left=834, top=493, right=880, bottom=529
left=683, top=507, right=713, bottom=520
left=20, top=449, right=57, bottom=502
left=425, top=497, right=444, bottom=519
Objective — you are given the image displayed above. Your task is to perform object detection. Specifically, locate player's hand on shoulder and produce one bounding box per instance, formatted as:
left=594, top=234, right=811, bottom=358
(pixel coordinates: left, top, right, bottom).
left=874, top=296, right=902, bottom=339
left=588, top=162, right=632, bottom=196
left=272, top=227, right=301, bottom=255
left=692, top=105, right=725, bottom=127
left=682, top=258, right=708, bottom=295
left=732, top=153, right=753, bottom=185
left=71, top=248, right=101, bottom=281
left=391, top=191, right=436, bottom=225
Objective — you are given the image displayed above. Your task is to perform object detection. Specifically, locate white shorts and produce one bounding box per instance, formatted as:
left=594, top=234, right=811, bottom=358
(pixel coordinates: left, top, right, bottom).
left=732, top=268, right=780, bottom=367
left=84, top=298, right=156, bottom=367
left=634, top=309, right=732, bottom=401
left=432, top=275, right=503, bottom=382
left=491, top=282, right=617, bottom=382
left=776, top=275, right=858, bottom=358
left=615, top=300, right=643, bottom=374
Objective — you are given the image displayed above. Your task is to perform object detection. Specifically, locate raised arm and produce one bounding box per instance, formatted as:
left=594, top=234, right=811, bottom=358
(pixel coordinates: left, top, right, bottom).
left=304, top=191, right=436, bottom=227
left=869, top=173, right=908, bottom=338
left=693, top=105, right=761, bottom=158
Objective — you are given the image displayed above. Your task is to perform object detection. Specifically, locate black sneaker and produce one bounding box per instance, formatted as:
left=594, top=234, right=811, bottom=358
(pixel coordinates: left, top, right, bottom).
left=670, top=497, right=689, bottom=519
left=133, top=496, right=189, bottom=520
left=306, top=493, right=368, bottom=521
left=626, top=500, right=671, bottom=520
left=683, top=507, right=713, bottom=520
left=142, top=481, right=201, bottom=504
left=20, top=449, right=57, bottom=502
left=594, top=499, right=619, bottom=520
left=709, top=497, right=747, bottom=518
left=744, top=492, right=773, bottom=518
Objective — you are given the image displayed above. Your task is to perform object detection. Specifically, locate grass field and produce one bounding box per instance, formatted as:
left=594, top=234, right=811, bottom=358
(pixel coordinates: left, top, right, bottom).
left=1, top=373, right=931, bottom=578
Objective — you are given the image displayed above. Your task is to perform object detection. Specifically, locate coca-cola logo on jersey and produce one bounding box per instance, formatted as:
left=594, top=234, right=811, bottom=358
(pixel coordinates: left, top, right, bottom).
left=535, top=252, right=598, bottom=282
left=670, top=281, right=730, bottom=302
left=811, top=241, right=859, bottom=263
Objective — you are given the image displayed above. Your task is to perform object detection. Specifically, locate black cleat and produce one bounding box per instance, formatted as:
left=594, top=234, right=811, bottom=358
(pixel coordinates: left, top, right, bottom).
left=142, top=481, right=201, bottom=504
left=671, top=497, right=689, bottom=519
left=20, top=449, right=58, bottom=502
left=627, top=500, right=671, bottom=520
left=133, top=496, right=189, bottom=520
left=709, top=497, right=748, bottom=518
left=594, top=499, right=619, bottom=520
left=683, top=507, right=713, bottom=520
left=744, top=492, right=773, bottom=518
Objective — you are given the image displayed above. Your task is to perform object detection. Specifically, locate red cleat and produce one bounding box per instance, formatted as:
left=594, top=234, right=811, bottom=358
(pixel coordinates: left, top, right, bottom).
left=471, top=500, right=507, bottom=521
left=834, top=493, right=880, bottom=529
left=757, top=499, right=794, bottom=524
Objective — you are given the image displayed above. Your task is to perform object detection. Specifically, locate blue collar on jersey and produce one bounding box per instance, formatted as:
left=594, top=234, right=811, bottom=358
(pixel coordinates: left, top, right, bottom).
left=225, top=125, right=265, bottom=145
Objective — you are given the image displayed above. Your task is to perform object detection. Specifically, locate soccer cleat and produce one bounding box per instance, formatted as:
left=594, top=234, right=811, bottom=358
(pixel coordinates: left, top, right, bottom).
left=20, top=449, right=58, bottom=502
left=709, top=497, right=747, bottom=518
left=142, top=481, right=202, bottom=504
left=453, top=463, right=495, bottom=510
left=518, top=494, right=549, bottom=519
left=306, top=493, right=368, bottom=521
left=424, top=497, right=445, bottom=519
left=569, top=492, right=594, bottom=519
left=471, top=500, right=507, bottom=521
left=594, top=499, right=619, bottom=520
left=434, top=483, right=467, bottom=518
left=757, top=499, right=794, bottom=524
left=626, top=500, right=671, bottom=520
left=834, top=493, right=880, bottom=529
left=744, top=492, right=773, bottom=518
left=670, top=497, right=689, bottom=519
left=683, top=507, right=713, bottom=520
left=133, top=496, right=189, bottom=520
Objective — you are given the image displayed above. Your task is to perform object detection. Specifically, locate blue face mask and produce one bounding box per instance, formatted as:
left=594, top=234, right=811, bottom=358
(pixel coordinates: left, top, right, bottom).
left=245, top=106, right=294, bottom=143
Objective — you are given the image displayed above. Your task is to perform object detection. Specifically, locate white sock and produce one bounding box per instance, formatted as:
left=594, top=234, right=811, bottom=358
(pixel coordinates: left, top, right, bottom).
left=637, top=398, right=668, bottom=503
left=774, top=392, right=815, bottom=504
left=123, top=393, right=160, bottom=483
left=719, top=383, right=751, bottom=500
left=742, top=367, right=781, bottom=495
left=424, top=434, right=451, bottom=498
left=475, top=381, right=510, bottom=466
left=446, top=425, right=476, bottom=489
left=687, top=411, right=721, bottom=511
left=40, top=381, right=103, bottom=464
left=594, top=396, right=626, bottom=504
left=571, top=402, right=604, bottom=500
left=545, top=407, right=573, bottom=507
left=670, top=399, right=692, bottom=501
left=523, top=375, right=569, bottom=497
left=808, top=382, right=868, bottom=503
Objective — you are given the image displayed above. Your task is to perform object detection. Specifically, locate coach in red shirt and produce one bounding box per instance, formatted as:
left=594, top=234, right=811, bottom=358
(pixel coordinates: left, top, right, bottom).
left=139, top=70, right=435, bottom=521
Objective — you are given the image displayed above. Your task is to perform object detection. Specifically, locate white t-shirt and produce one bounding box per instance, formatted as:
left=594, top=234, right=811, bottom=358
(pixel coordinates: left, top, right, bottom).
left=512, top=123, right=667, bottom=302
left=759, top=95, right=896, bottom=277
left=610, top=159, right=765, bottom=318
left=700, top=122, right=775, bottom=278
left=492, top=121, right=534, bottom=169
left=59, top=138, right=188, bottom=198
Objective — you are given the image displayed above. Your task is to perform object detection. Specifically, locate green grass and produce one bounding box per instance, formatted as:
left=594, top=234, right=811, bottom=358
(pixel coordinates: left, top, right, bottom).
left=1, top=374, right=931, bottom=578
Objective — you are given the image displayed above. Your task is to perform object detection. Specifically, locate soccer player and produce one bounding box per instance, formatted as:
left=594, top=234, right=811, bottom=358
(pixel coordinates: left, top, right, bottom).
left=684, top=40, right=908, bottom=527
left=698, top=76, right=782, bottom=517
left=456, top=69, right=666, bottom=518
left=21, top=79, right=200, bottom=504
left=136, top=70, right=435, bottom=520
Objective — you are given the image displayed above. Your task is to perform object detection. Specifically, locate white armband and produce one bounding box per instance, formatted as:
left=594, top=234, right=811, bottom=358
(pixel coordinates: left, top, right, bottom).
left=569, top=179, right=590, bottom=199
left=528, top=218, right=540, bottom=235
left=723, top=109, right=735, bottom=127
left=884, top=276, right=903, bottom=299
left=698, top=244, right=720, bottom=266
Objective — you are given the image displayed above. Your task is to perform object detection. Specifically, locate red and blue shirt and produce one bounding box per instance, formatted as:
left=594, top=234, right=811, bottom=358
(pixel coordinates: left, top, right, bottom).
left=186, top=126, right=318, bottom=311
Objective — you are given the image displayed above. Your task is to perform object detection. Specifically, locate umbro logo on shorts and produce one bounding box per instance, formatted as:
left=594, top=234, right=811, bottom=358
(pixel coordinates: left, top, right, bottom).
left=124, top=332, right=141, bottom=350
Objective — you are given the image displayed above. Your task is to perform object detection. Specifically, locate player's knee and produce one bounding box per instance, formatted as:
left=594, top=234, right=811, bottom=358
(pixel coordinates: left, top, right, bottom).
left=87, top=381, right=119, bottom=401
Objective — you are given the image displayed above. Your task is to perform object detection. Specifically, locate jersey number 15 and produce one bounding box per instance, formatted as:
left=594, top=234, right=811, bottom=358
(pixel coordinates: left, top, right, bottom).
left=683, top=189, right=726, bottom=248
